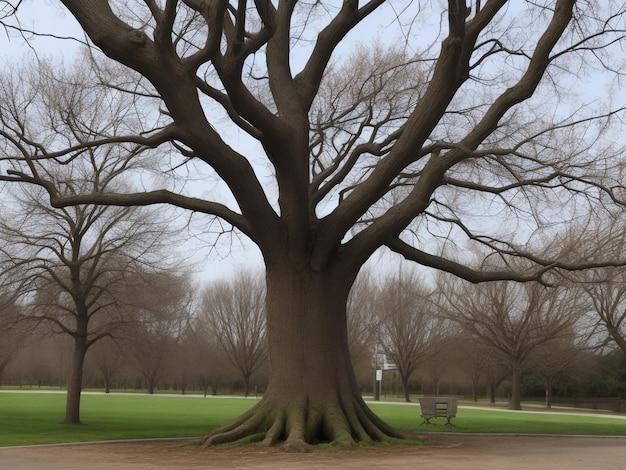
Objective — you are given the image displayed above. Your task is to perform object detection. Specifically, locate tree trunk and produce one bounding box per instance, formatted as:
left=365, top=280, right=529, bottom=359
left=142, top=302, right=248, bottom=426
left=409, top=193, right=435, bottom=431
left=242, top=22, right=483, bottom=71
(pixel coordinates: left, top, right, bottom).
left=433, top=377, right=441, bottom=397
left=0, top=360, right=8, bottom=387
left=243, top=374, right=251, bottom=398
left=509, top=364, right=522, bottom=410
left=64, top=336, right=87, bottom=424
left=545, top=376, right=553, bottom=409
left=471, top=374, right=479, bottom=402
left=399, top=372, right=411, bottom=402
left=202, top=266, right=403, bottom=449
left=489, top=382, right=497, bottom=403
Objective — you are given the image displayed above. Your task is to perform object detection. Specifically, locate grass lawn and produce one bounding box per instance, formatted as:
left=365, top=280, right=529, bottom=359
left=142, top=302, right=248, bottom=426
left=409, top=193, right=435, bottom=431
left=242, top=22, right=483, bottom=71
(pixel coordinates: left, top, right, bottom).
left=1, top=392, right=626, bottom=447
left=0, top=392, right=258, bottom=446
left=368, top=402, right=626, bottom=436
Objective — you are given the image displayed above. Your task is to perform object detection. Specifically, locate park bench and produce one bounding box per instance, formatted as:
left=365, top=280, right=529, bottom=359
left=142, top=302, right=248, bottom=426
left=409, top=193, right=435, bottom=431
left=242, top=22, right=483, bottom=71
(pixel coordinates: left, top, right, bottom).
left=418, top=397, right=458, bottom=424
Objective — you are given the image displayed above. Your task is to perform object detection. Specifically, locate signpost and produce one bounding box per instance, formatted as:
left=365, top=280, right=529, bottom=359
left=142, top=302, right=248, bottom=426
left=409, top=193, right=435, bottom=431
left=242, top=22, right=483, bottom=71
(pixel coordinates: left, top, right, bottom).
left=373, top=347, right=397, bottom=401
left=374, top=369, right=382, bottom=401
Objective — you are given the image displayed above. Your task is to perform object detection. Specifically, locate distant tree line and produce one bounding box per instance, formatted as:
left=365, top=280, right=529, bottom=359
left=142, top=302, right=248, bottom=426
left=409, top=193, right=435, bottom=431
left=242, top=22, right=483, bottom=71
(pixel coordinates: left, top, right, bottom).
left=3, top=266, right=626, bottom=412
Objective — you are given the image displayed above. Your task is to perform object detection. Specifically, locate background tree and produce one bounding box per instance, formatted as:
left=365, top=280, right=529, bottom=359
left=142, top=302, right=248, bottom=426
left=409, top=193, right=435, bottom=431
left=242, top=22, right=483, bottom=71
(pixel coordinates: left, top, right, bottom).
left=0, top=292, right=26, bottom=385
left=172, top=322, right=199, bottom=395
left=1, top=1, right=626, bottom=447
left=0, top=185, right=174, bottom=422
left=86, top=337, right=125, bottom=394
left=199, top=270, right=266, bottom=398
left=420, top=332, right=457, bottom=397
left=376, top=271, right=442, bottom=402
left=580, top=267, right=626, bottom=358
left=346, top=270, right=379, bottom=386
left=448, top=335, right=493, bottom=402
left=124, top=272, right=192, bottom=394
left=0, top=60, right=176, bottom=423
left=529, top=328, right=589, bottom=408
left=440, top=276, right=584, bottom=409
left=187, top=320, right=231, bottom=397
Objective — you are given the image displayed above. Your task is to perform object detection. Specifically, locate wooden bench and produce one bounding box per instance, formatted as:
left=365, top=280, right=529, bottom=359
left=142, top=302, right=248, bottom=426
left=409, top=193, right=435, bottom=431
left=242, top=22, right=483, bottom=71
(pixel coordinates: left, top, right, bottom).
left=418, top=397, right=458, bottom=424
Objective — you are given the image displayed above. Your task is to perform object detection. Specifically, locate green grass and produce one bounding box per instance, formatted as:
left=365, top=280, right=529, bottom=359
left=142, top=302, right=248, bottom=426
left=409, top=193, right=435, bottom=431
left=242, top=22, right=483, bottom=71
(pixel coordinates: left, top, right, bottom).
left=368, top=403, right=626, bottom=436
left=1, top=392, right=626, bottom=447
left=0, top=392, right=258, bottom=446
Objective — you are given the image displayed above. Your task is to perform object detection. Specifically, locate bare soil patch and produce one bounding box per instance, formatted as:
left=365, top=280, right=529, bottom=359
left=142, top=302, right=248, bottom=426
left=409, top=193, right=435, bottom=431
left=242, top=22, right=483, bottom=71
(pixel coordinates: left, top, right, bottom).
left=2, top=434, right=626, bottom=469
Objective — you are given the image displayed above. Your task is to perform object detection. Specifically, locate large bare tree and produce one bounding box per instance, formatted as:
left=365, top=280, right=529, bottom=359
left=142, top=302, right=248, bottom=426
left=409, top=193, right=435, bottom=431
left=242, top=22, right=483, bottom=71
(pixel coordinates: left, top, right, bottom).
left=1, top=0, right=626, bottom=447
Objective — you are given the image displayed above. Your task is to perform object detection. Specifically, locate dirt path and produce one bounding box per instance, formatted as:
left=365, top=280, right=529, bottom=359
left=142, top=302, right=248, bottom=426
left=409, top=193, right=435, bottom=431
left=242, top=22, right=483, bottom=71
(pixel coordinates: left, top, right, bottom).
left=2, top=434, right=626, bottom=469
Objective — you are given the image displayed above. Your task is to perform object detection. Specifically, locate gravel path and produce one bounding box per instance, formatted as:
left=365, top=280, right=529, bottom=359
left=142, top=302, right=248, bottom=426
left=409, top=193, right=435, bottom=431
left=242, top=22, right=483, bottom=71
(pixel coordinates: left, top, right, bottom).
left=2, top=434, right=626, bottom=469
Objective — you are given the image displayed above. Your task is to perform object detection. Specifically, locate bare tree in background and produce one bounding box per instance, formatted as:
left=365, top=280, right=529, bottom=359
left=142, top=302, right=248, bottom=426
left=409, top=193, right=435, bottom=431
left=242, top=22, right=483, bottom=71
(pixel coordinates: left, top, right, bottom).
left=1, top=1, right=626, bottom=446
left=420, top=331, right=459, bottom=396
left=86, top=337, right=125, bottom=394
left=187, top=319, right=231, bottom=397
left=0, top=61, right=176, bottom=423
left=447, top=334, right=491, bottom=402
left=376, top=271, right=443, bottom=402
left=346, top=271, right=379, bottom=373
left=124, top=272, right=193, bottom=394
left=529, top=329, right=589, bottom=408
left=580, top=267, right=626, bottom=358
left=485, top=355, right=510, bottom=404
left=0, top=292, right=26, bottom=385
left=0, top=187, right=173, bottom=422
left=439, top=276, right=585, bottom=409
left=199, top=271, right=266, bottom=398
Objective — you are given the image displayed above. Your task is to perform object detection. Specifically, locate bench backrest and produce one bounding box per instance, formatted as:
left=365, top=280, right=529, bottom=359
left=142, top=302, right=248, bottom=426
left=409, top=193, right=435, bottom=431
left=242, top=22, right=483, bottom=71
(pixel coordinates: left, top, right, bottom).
left=418, top=397, right=458, bottom=419
left=418, top=397, right=438, bottom=418
left=446, top=398, right=458, bottom=418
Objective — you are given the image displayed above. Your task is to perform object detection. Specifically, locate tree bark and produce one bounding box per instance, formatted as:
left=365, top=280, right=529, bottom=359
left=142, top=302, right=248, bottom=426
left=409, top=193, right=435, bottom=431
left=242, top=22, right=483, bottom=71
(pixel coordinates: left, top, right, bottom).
left=490, top=383, right=497, bottom=404
left=202, top=266, right=403, bottom=449
left=399, top=372, right=411, bottom=403
left=545, top=376, right=553, bottom=409
left=243, top=373, right=251, bottom=398
left=471, top=373, right=480, bottom=402
left=509, top=363, right=522, bottom=410
left=64, top=335, right=87, bottom=424
left=0, top=361, right=8, bottom=387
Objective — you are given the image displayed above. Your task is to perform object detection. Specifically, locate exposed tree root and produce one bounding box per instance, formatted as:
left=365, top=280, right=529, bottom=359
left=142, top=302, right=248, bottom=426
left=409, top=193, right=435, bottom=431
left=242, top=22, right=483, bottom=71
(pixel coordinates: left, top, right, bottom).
left=200, top=395, right=406, bottom=451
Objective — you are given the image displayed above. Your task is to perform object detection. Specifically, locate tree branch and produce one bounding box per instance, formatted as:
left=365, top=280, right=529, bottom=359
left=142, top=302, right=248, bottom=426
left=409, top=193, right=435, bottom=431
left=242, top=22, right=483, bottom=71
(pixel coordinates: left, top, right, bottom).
left=385, top=236, right=553, bottom=284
